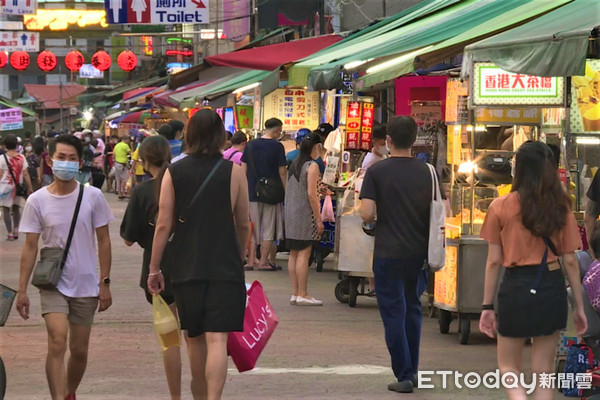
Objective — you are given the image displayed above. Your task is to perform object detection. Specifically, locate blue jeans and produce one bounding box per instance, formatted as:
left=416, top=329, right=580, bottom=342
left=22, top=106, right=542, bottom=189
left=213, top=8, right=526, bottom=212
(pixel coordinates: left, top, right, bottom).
left=373, top=257, right=428, bottom=382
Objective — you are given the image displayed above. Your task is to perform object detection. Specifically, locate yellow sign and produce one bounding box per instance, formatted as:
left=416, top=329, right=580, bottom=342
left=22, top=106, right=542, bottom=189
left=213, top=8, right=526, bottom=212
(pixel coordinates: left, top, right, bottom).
left=446, top=125, right=461, bottom=166
left=263, top=88, right=319, bottom=132
left=434, top=245, right=458, bottom=309
left=474, top=107, right=540, bottom=124
left=24, top=9, right=109, bottom=31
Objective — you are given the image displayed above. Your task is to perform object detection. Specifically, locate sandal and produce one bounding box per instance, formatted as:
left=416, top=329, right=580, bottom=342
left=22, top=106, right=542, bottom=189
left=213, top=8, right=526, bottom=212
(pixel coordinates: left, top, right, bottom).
left=255, top=264, right=278, bottom=271
left=244, top=263, right=257, bottom=271
left=269, top=262, right=283, bottom=270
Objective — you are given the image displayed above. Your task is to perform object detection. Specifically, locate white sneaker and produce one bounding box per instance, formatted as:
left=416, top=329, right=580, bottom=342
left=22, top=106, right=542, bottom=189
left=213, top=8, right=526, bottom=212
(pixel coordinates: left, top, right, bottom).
left=296, top=296, right=323, bottom=306
left=290, top=295, right=297, bottom=305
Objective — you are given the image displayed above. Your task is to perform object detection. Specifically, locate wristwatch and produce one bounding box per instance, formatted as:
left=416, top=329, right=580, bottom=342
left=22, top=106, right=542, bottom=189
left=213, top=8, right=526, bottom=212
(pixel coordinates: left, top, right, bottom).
left=102, top=277, right=111, bottom=286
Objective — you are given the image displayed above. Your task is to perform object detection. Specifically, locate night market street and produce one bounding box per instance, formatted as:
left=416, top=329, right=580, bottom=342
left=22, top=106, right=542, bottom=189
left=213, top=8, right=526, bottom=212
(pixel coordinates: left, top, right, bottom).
left=0, top=193, right=569, bottom=399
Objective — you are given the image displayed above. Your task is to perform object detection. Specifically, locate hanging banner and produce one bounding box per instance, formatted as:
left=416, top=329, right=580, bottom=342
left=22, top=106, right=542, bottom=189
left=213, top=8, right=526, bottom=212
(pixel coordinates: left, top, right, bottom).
left=235, top=105, right=253, bottom=129
left=472, top=62, right=564, bottom=106
left=345, top=101, right=361, bottom=150
left=79, top=64, right=104, bottom=79
left=0, top=31, right=39, bottom=52
left=0, top=108, right=23, bottom=131
left=222, top=0, right=249, bottom=42
left=360, top=102, right=374, bottom=151
left=1, top=0, right=37, bottom=16
left=570, top=59, right=600, bottom=134
left=263, top=88, right=319, bottom=132
left=105, top=0, right=209, bottom=24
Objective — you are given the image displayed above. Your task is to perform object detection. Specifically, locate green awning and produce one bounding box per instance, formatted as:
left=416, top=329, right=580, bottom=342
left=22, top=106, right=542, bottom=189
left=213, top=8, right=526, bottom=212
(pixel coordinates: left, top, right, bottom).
left=179, top=69, right=279, bottom=109
left=0, top=96, right=36, bottom=117
left=287, top=0, right=462, bottom=87
left=297, top=0, right=558, bottom=91
left=462, top=0, right=599, bottom=77
left=357, top=0, right=572, bottom=89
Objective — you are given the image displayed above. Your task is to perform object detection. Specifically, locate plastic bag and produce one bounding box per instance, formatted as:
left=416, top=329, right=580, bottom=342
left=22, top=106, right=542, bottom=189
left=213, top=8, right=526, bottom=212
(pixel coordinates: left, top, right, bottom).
left=321, top=195, right=335, bottom=223
left=152, top=294, right=181, bottom=351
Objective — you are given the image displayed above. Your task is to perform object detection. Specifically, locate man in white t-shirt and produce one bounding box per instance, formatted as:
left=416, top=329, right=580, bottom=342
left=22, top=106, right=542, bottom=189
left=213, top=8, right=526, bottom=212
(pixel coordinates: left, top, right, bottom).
left=16, top=134, right=114, bottom=400
left=361, top=124, right=388, bottom=171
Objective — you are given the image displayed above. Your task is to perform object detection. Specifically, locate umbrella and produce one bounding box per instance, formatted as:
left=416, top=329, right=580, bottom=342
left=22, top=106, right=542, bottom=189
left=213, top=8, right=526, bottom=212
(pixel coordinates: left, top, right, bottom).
left=115, top=110, right=151, bottom=124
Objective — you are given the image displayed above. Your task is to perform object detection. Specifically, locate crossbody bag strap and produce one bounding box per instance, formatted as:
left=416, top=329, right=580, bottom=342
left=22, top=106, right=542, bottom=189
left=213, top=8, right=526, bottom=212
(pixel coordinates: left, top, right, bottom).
left=178, top=158, right=224, bottom=223
left=530, top=236, right=559, bottom=295
left=61, top=184, right=84, bottom=269
left=3, top=153, right=19, bottom=187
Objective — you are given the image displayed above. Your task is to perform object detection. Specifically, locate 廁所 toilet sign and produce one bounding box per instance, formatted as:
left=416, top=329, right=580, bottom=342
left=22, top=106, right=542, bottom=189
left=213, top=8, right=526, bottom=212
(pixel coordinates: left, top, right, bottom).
left=104, top=0, right=209, bottom=24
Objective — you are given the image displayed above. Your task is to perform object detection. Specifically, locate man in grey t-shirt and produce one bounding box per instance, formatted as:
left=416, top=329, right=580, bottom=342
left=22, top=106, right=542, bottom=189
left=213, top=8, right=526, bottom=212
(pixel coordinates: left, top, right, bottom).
left=16, top=134, right=114, bottom=400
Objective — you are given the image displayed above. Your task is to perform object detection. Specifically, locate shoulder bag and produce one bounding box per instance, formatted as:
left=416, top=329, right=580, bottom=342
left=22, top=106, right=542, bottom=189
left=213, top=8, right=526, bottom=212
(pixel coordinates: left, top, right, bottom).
left=31, top=184, right=84, bottom=290
left=427, top=164, right=446, bottom=271
left=3, top=153, right=28, bottom=198
left=247, top=143, right=285, bottom=205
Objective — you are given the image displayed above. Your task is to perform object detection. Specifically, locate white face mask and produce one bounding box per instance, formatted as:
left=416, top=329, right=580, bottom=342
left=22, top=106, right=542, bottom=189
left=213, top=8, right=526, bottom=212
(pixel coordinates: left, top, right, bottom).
left=25, top=146, right=33, bottom=152
left=377, top=145, right=388, bottom=156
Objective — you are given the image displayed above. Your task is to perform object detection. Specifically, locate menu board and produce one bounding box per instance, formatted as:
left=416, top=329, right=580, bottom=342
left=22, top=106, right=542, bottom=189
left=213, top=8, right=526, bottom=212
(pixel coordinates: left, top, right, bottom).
left=263, top=88, right=320, bottom=131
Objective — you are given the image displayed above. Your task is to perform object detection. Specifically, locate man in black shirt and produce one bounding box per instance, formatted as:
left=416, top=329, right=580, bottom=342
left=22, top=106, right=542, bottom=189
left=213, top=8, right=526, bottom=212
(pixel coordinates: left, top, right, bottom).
left=360, top=116, right=430, bottom=394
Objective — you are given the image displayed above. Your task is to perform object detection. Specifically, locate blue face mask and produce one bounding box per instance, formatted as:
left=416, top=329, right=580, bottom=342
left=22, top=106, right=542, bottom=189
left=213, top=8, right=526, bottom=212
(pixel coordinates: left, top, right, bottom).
left=52, top=160, right=79, bottom=181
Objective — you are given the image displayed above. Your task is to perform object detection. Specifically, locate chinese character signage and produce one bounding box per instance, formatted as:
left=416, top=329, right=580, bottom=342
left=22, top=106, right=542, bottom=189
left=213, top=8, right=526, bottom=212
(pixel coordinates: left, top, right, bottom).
left=473, top=62, right=564, bottom=106
left=1, top=0, right=37, bottom=16
left=105, top=0, right=209, bottom=24
left=0, top=108, right=23, bottom=131
left=570, top=59, right=600, bottom=133
left=0, top=31, right=39, bottom=52
left=433, top=244, right=457, bottom=309
left=360, top=102, right=374, bottom=151
left=223, top=0, right=249, bottom=42
left=235, top=105, right=253, bottom=130
left=345, top=101, right=361, bottom=150
left=24, top=9, right=108, bottom=30
left=263, top=88, right=320, bottom=132
left=445, top=79, right=469, bottom=125
left=475, top=108, right=540, bottom=125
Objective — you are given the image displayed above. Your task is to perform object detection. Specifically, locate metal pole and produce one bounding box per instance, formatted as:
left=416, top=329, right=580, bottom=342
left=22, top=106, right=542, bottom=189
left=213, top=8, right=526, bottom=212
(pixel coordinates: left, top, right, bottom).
left=215, top=0, right=219, bottom=55
left=59, top=64, right=64, bottom=133
left=383, top=0, right=386, bottom=17
left=319, top=0, right=325, bottom=35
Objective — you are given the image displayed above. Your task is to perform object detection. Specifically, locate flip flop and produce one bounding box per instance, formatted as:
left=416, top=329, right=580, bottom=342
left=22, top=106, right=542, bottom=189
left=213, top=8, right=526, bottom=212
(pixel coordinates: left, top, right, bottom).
left=269, top=262, right=283, bottom=270
left=244, top=263, right=257, bottom=271
left=255, top=264, right=278, bottom=271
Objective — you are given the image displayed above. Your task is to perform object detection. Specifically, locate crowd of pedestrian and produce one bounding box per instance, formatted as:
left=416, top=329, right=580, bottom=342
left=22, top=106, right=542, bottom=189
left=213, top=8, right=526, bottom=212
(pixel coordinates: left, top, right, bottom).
left=4, top=108, right=599, bottom=400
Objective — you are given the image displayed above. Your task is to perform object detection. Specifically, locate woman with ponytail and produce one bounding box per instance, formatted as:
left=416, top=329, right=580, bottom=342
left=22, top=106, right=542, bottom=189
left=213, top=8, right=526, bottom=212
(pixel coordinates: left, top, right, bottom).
left=119, top=135, right=182, bottom=399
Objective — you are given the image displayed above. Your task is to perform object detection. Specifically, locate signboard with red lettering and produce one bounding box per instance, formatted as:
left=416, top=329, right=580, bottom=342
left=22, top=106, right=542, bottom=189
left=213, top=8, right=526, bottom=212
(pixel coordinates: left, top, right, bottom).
left=0, top=31, right=39, bottom=52
left=360, top=102, right=374, bottom=150
left=0, top=107, right=23, bottom=131
left=235, top=105, right=253, bottom=129
left=263, top=88, right=320, bottom=132
left=473, top=63, right=564, bottom=106
left=345, top=101, right=361, bottom=150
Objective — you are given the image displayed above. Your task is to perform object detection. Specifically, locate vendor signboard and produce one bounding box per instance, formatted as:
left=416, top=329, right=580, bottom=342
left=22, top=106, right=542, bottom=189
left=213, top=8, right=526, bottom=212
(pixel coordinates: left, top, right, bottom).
left=345, top=101, right=361, bottom=150
left=472, top=62, right=564, bottom=106
left=570, top=59, right=600, bottom=133
left=0, top=108, right=23, bottom=131
left=263, top=88, right=319, bottom=132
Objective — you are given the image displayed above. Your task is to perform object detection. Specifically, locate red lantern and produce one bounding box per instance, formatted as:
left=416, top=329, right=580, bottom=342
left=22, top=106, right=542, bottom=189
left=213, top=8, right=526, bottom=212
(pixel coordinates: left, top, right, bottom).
left=65, top=50, right=85, bottom=72
left=117, top=50, right=137, bottom=72
left=0, top=52, right=7, bottom=68
left=37, top=50, right=58, bottom=72
left=91, top=50, right=111, bottom=71
left=10, top=51, right=30, bottom=71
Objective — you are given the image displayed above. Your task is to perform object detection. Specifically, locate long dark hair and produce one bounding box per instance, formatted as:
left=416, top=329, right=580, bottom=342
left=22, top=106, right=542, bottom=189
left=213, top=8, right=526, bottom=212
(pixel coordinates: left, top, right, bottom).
left=291, top=132, right=322, bottom=180
left=185, top=109, right=225, bottom=158
left=139, top=135, right=171, bottom=201
left=511, top=141, right=571, bottom=237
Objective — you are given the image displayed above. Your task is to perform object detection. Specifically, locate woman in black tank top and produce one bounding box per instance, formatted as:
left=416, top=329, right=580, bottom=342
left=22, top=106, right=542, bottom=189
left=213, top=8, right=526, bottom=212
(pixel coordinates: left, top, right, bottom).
left=148, top=109, right=250, bottom=400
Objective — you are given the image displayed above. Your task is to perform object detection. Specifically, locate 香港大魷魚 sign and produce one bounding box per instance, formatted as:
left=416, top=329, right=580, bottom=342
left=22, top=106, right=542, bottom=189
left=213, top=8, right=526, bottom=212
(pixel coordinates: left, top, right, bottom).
left=104, top=0, right=209, bottom=24
left=472, top=63, right=564, bottom=107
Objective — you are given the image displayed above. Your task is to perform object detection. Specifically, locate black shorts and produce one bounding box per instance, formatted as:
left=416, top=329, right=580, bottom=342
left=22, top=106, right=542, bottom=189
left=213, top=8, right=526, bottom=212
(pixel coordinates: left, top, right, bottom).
left=497, top=265, right=567, bottom=338
left=286, top=239, right=318, bottom=251
left=172, top=281, right=245, bottom=338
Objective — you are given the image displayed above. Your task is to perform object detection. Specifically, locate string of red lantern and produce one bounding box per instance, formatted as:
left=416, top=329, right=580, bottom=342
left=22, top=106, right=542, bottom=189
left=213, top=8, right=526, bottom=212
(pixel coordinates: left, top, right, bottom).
left=0, top=52, right=7, bottom=69
left=65, top=50, right=85, bottom=72
left=10, top=51, right=29, bottom=71
left=37, top=50, right=58, bottom=72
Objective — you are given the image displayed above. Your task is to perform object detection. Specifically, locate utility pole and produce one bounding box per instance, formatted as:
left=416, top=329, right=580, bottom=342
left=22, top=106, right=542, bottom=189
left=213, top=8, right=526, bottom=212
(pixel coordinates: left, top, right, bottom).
left=318, top=0, right=325, bottom=35
left=59, top=64, right=64, bottom=133
left=215, top=0, right=219, bottom=55
left=383, top=0, right=386, bottom=17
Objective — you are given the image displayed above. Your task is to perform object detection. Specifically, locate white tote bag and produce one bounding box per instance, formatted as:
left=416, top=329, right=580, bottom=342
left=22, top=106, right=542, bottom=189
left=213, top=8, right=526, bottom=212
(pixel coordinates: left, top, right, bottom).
left=427, top=164, right=446, bottom=271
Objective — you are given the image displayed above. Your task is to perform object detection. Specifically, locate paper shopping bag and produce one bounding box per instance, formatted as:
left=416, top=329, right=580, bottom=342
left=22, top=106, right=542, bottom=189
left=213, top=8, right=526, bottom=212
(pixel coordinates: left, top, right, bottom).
left=227, top=281, right=278, bottom=372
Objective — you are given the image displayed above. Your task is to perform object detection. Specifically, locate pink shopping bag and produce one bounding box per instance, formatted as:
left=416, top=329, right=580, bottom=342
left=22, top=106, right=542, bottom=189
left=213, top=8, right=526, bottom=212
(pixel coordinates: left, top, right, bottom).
left=227, top=281, right=278, bottom=372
